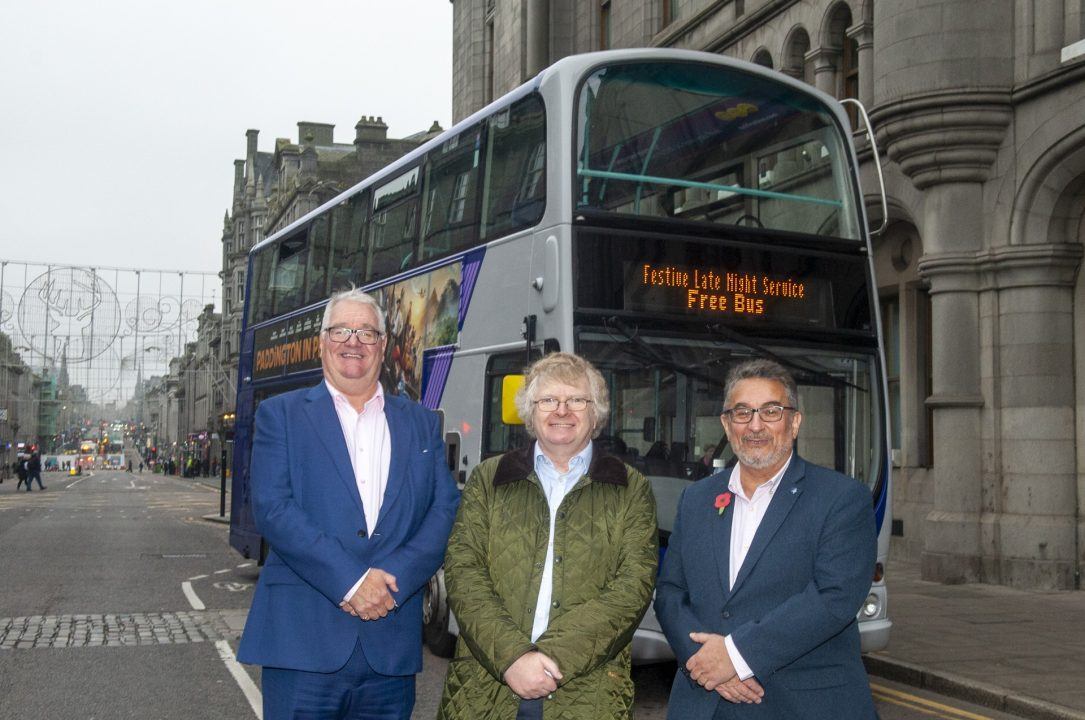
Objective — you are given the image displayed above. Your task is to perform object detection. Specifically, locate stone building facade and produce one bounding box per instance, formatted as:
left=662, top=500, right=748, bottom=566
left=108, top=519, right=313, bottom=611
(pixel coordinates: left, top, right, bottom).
left=451, top=0, right=1085, bottom=590
left=217, top=117, right=442, bottom=417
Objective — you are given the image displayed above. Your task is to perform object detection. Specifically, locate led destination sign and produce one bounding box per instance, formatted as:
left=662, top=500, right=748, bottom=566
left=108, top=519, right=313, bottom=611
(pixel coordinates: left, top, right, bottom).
left=577, top=231, right=871, bottom=333
left=252, top=306, right=324, bottom=380
left=638, top=263, right=807, bottom=317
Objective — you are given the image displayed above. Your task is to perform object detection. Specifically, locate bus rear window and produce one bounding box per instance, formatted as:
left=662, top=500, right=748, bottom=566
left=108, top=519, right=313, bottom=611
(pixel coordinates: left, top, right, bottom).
left=576, top=61, right=860, bottom=240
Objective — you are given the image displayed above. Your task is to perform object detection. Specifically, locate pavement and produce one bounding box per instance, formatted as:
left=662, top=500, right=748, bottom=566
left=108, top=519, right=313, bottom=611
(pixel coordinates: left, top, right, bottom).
left=864, top=561, right=1085, bottom=720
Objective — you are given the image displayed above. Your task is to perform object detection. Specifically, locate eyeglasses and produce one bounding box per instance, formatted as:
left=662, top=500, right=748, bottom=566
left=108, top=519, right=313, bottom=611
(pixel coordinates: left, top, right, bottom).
left=721, top=404, right=796, bottom=423
left=534, top=397, right=593, bottom=412
left=324, top=327, right=383, bottom=345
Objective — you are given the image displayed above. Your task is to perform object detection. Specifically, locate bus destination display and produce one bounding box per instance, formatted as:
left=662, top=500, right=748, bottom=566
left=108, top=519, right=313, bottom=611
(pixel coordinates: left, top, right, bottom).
left=252, top=307, right=324, bottom=380
left=624, top=260, right=830, bottom=327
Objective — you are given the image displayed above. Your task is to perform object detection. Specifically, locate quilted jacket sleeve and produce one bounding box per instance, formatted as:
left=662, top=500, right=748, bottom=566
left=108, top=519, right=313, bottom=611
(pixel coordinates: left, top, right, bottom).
left=444, top=462, right=537, bottom=681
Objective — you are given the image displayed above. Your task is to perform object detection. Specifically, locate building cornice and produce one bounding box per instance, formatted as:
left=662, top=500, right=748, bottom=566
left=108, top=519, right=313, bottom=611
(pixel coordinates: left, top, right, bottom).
left=1011, top=57, right=1085, bottom=105
left=918, top=244, right=1082, bottom=292
left=652, top=0, right=795, bottom=53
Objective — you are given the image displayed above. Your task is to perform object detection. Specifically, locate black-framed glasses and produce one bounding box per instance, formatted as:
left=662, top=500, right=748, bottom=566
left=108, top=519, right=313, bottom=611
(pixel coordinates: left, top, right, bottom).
left=534, top=397, right=593, bottom=412
left=721, top=404, right=796, bottom=424
left=324, top=327, right=383, bottom=345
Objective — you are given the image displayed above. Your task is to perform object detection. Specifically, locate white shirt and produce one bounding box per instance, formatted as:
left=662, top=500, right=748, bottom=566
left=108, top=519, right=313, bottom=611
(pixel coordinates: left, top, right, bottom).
left=723, top=454, right=793, bottom=680
left=327, top=381, right=391, bottom=600
left=530, top=441, right=593, bottom=642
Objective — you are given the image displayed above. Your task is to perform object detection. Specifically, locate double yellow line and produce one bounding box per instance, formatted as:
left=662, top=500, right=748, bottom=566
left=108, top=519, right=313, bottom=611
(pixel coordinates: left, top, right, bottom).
left=870, top=682, right=993, bottom=720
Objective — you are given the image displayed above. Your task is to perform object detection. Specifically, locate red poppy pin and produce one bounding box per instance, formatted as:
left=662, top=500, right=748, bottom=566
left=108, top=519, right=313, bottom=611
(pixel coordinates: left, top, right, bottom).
left=715, top=492, right=733, bottom=516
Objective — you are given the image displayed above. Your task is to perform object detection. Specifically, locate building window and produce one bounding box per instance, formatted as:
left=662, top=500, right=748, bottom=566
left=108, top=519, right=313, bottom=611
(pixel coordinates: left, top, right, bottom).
left=485, top=15, right=495, bottom=105
left=880, top=285, right=933, bottom=468
left=785, top=28, right=811, bottom=83
left=831, top=5, right=859, bottom=128
left=600, top=0, right=611, bottom=49
left=752, top=48, right=773, bottom=68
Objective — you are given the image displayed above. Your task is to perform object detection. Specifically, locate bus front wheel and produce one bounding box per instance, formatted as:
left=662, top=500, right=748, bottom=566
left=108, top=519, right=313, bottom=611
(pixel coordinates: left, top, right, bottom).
left=422, top=570, right=456, bottom=658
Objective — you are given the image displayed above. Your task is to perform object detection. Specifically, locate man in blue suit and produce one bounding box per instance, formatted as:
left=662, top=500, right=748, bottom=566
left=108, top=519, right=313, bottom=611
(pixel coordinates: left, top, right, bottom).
left=655, top=359, right=876, bottom=719
left=237, top=288, right=459, bottom=720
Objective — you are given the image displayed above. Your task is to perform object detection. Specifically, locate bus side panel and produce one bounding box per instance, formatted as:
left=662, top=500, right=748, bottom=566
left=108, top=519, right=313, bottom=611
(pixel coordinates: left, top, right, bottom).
left=229, top=329, right=260, bottom=560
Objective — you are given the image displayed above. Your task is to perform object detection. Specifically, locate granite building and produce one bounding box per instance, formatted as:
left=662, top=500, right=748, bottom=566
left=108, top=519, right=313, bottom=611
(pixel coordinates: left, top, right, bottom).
left=218, top=118, right=443, bottom=414
left=451, top=0, right=1085, bottom=590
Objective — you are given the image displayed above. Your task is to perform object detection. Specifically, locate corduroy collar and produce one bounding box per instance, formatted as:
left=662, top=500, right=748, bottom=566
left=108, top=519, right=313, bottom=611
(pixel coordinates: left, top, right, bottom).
left=492, top=444, right=628, bottom=487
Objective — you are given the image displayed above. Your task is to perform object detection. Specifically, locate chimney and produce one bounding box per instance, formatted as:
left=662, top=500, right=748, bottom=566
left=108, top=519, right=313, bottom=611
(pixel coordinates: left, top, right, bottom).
left=232, top=159, right=244, bottom=197
left=297, top=121, right=335, bottom=146
left=355, top=115, right=389, bottom=144
left=245, top=129, right=259, bottom=163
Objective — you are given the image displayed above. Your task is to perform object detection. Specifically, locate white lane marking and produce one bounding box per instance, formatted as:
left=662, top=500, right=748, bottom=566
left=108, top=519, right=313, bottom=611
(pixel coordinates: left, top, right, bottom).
left=66, top=476, right=87, bottom=489
left=214, top=569, right=231, bottom=575
left=237, top=563, right=254, bottom=569
left=181, top=581, right=206, bottom=610
left=216, top=640, right=263, bottom=719
left=188, top=574, right=209, bottom=581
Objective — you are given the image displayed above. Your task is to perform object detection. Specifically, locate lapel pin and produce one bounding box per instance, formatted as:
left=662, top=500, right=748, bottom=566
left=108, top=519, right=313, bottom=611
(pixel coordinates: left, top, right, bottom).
left=790, top=487, right=798, bottom=494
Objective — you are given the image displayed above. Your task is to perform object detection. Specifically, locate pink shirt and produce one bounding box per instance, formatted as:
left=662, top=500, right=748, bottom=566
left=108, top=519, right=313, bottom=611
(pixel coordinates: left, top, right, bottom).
left=327, top=381, right=391, bottom=599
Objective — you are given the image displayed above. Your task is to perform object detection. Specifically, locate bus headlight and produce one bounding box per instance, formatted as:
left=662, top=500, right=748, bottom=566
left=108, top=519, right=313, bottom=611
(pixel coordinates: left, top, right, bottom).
left=861, top=593, right=881, bottom=619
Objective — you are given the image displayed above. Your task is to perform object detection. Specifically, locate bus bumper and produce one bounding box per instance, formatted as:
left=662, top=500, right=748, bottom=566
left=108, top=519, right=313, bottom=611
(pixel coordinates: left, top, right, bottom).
left=860, top=618, right=892, bottom=654
left=632, top=602, right=675, bottom=665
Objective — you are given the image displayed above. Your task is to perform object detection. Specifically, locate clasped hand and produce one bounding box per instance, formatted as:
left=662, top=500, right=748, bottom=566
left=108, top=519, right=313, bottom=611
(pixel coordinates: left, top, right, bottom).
left=504, top=651, right=563, bottom=700
left=339, top=568, right=398, bottom=621
left=686, top=631, right=764, bottom=704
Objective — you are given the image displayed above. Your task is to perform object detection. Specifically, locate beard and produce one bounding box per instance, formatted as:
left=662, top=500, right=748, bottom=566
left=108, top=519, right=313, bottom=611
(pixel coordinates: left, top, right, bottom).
left=732, top=433, right=793, bottom=470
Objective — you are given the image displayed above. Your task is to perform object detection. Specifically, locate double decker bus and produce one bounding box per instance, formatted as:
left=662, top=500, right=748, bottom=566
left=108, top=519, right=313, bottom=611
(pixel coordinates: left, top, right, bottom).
left=229, top=49, right=891, bottom=659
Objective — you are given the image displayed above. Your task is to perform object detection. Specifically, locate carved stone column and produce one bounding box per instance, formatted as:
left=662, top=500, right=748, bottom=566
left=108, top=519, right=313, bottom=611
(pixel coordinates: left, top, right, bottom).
left=847, top=21, right=874, bottom=110
left=805, top=47, right=838, bottom=98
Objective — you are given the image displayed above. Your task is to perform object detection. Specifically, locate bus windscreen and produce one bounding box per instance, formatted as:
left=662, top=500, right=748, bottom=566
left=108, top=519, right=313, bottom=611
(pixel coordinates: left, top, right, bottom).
left=576, top=60, right=860, bottom=240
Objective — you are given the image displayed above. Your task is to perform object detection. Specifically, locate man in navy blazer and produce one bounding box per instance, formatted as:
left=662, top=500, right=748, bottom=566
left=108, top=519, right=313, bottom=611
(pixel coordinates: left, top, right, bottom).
left=237, top=288, right=459, bottom=720
left=655, top=359, right=877, bottom=719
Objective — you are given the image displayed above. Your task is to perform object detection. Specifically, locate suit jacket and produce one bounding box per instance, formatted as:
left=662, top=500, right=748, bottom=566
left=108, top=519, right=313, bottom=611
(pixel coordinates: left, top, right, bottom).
left=237, top=381, right=459, bottom=675
left=654, top=455, right=876, bottom=720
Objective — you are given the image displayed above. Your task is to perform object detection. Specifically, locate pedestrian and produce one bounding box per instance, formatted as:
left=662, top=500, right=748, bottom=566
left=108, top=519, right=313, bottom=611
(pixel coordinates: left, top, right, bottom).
left=27, top=452, right=45, bottom=491
left=437, top=352, right=658, bottom=720
left=13, top=459, right=28, bottom=490
left=139, top=460, right=144, bottom=473
left=237, top=287, right=459, bottom=720
left=127, top=459, right=133, bottom=473
left=654, top=358, right=877, bottom=719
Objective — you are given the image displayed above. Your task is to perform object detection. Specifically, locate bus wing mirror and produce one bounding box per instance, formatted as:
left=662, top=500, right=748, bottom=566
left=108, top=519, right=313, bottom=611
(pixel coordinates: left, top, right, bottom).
left=501, top=375, right=526, bottom=425
left=643, top=417, right=656, bottom=443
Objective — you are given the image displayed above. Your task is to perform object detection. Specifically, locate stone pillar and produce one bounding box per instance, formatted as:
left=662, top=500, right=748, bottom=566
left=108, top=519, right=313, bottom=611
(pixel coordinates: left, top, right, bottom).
left=525, top=0, right=549, bottom=77
left=847, top=21, right=873, bottom=110
left=872, top=0, right=1013, bottom=585
left=805, top=47, right=838, bottom=98
left=986, top=247, right=1081, bottom=589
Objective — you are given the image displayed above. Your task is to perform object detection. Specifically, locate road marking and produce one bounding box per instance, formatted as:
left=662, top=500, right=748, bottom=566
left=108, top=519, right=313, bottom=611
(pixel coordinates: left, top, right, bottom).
left=67, top=476, right=87, bottom=489
left=870, top=683, right=993, bottom=720
left=181, top=581, right=206, bottom=610
left=216, top=640, right=263, bottom=719
left=189, top=574, right=209, bottom=581
left=214, top=568, right=231, bottom=575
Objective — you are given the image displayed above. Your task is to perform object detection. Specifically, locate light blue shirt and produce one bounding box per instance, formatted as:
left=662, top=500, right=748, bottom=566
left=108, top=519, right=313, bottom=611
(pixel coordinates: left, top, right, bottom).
left=529, top=441, right=593, bottom=642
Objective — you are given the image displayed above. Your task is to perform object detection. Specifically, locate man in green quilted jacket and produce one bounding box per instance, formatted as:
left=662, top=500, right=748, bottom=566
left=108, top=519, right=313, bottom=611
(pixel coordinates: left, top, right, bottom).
left=438, top=352, right=658, bottom=720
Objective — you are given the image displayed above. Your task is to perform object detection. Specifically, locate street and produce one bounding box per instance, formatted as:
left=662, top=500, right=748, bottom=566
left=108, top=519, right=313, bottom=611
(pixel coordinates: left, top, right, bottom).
left=0, top=468, right=1031, bottom=720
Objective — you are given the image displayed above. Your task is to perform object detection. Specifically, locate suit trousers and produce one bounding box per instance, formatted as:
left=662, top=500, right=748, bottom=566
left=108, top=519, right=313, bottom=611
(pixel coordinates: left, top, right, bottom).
left=262, top=636, right=415, bottom=720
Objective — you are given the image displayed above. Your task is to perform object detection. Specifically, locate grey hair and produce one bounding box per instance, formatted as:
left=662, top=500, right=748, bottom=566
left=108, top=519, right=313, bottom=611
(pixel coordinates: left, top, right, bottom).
left=322, top=287, right=386, bottom=334
left=723, top=358, right=799, bottom=409
left=514, top=352, right=610, bottom=439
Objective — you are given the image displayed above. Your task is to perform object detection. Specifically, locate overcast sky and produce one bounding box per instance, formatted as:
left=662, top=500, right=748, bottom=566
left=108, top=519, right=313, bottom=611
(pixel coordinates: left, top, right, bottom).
left=0, top=0, right=453, bottom=274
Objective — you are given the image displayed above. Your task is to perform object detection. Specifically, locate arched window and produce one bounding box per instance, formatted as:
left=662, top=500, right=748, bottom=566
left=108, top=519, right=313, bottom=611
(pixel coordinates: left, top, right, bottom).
left=784, top=27, right=811, bottom=83
left=752, top=48, right=773, bottom=69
